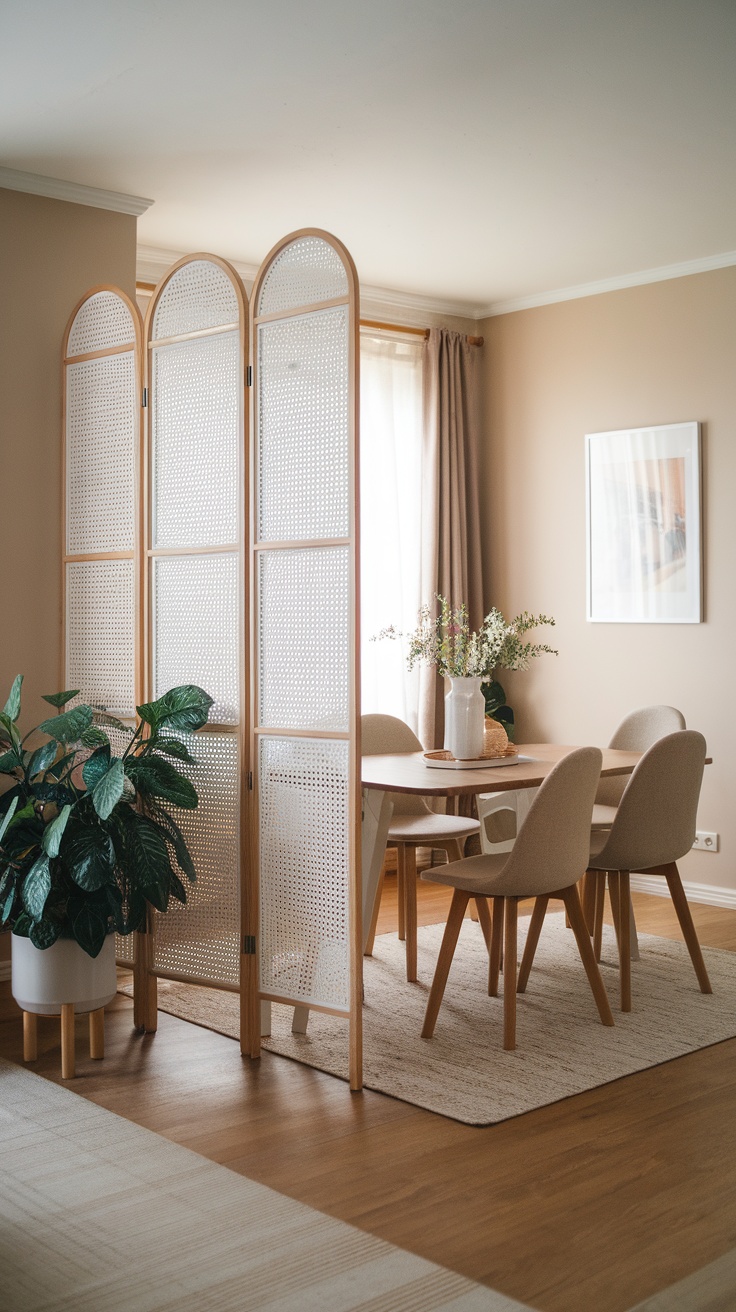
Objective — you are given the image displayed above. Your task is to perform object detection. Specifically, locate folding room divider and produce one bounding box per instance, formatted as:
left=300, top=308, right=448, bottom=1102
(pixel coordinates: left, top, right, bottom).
left=61, top=233, right=363, bottom=1087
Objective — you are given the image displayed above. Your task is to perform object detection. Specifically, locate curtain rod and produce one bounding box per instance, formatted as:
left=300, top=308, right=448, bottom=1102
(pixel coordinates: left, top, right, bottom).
left=135, top=285, right=483, bottom=347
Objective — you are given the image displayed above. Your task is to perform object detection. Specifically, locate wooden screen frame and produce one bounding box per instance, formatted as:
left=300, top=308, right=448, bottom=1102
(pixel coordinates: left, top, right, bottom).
left=244, top=228, right=362, bottom=1089
left=137, top=253, right=250, bottom=1031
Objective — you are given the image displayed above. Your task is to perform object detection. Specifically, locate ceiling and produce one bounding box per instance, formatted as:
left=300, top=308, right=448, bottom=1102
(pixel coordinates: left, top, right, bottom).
left=2, top=0, right=735, bottom=314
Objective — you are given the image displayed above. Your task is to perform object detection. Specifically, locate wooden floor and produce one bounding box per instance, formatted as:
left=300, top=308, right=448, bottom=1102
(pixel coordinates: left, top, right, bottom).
left=2, top=882, right=736, bottom=1312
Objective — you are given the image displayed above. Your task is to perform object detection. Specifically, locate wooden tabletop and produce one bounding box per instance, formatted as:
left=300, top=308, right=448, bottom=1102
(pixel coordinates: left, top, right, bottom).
left=361, top=743, right=644, bottom=797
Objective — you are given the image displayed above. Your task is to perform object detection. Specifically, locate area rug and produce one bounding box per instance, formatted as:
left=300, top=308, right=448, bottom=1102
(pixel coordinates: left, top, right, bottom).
left=119, top=915, right=736, bottom=1127
left=0, top=1058, right=530, bottom=1311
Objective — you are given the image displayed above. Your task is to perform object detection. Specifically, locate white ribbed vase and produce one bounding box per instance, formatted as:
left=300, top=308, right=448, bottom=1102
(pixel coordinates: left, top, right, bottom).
left=11, top=933, right=117, bottom=1016
left=444, top=676, right=485, bottom=760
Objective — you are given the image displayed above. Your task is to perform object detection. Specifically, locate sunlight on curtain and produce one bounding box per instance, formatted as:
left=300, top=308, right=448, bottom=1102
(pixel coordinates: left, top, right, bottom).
left=360, top=333, right=423, bottom=735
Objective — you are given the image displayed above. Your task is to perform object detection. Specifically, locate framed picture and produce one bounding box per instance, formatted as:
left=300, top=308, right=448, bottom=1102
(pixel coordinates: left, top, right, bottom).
left=586, top=421, right=702, bottom=623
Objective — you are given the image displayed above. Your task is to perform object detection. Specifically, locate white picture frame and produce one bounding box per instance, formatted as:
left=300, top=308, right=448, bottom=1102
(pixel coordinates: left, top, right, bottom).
left=586, top=421, right=702, bottom=624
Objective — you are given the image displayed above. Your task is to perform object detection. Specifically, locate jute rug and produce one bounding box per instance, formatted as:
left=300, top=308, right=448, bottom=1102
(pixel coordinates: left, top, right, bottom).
left=0, top=1058, right=529, bottom=1311
left=120, top=915, right=736, bottom=1127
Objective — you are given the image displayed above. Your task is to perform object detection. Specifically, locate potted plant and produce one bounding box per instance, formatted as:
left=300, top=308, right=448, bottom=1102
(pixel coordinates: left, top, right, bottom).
left=0, top=675, right=213, bottom=1016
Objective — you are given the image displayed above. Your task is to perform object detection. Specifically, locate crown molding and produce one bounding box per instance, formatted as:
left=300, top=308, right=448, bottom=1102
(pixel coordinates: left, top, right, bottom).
left=0, top=166, right=153, bottom=216
left=480, top=249, right=736, bottom=318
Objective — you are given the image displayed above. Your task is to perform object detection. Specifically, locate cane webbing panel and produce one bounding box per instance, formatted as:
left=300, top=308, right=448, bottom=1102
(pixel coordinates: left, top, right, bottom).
left=257, top=308, right=349, bottom=542
left=153, top=554, right=239, bottom=726
left=66, top=353, right=136, bottom=554
left=258, top=548, right=349, bottom=732
left=257, top=236, right=348, bottom=316
left=67, top=291, right=136, bottom=357
left=259, top=736, right=349, bottom=1009
left=153, top=732, right=240, bottom=985
left=152, top=261, right=239, bottom=340
left=66, top=561, right=136, bottom=717
left=152, top=332, right=239, bottom=549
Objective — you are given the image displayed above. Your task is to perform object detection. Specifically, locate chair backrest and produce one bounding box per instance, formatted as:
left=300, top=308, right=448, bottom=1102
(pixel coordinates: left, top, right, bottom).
left=360, top=713, right=432, bottom=816
left=596, top=705, right=686, bottom=808
left=590, top=730, right=706, bottom=873
left=498, top=747, right=603, bottom=897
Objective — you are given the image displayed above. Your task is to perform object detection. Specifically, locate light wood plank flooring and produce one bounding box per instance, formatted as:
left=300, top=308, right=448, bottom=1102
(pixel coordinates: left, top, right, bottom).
left=1, top=883, right=735, bottom=1312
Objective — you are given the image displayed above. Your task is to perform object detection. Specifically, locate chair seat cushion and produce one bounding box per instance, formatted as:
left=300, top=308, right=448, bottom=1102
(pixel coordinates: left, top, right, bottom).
left=420, top=851, right=510, bottom=895
left=388, top=813, right=480, bottom=845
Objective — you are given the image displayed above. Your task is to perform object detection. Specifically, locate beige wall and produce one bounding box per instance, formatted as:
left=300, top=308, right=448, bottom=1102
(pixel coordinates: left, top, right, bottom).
left=479, top=267, right=736, bottom=895
left=0, top=188, right=136, bottom=732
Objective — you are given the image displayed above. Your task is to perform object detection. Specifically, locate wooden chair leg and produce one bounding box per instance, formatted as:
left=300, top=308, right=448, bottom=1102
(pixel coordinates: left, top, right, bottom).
left=503, top=899, right=518, bottom=1050
left=61, top=1003, right=75, bottom=1079
left=396, top=845, right=406, bottom=941
left=23, top=1011, right=38, bottom=1062
left=363, top=867, right=385, bottom=956
left=517, top=895, right=549, bottom=993
left=561, top=886, right=614, bottom=1028
left=488, top=896, right=504, bottom=996
left=421, top=890, right=469, bottom=1038
left=593, top=873, right=606, bottom=961
left=607, top=870, right=621, bottom=951
left=404, top=844, right=418, bottom=982
left=582, top=870, right=597, bottom=934
left=665, top=862, right=713, bottom=994
left=619, top=871, right=632, bottom=1012
left=89, top=1007, right=105, bottom=1059
left=473, top=896, right=493, bottom=950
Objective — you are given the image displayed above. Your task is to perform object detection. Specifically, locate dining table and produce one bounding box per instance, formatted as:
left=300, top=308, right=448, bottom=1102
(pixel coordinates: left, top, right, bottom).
left=360, top=742, right=644, bottom=968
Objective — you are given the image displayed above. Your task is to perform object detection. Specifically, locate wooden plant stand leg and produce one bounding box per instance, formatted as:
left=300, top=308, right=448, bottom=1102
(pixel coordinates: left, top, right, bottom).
left=61, top=1003, right=75, bottom=1080
left=664, top=862, right=713, bottom=994
left=404, top=845, right=418, bottom=983
left=503, top=899, right=518, bottom=1051
left=561, top=886, right=615, bottom=1028
left=488, top=896, right=504, bottom=996
left=89, top=1008, right=105, bottom=1060
left=517, top=895, right=549, bottom=994
left=23, top=1012, right=38, bottom=1062
left=421, top=890, right=469, bottom=1039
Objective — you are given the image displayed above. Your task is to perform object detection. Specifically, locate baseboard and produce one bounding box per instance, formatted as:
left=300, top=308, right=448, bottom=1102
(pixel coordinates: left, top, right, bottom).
left=630, top=874, right=736, bottom=911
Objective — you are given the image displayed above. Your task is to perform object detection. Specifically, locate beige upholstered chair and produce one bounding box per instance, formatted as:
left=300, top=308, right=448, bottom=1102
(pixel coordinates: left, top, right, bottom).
left=420, top=747, right=613, bottom=1050
left=361, top=713, right=484, bottom=981
left=585, top=729, right=711, bottom=1012
left=591, top=704, right=686, bottom=829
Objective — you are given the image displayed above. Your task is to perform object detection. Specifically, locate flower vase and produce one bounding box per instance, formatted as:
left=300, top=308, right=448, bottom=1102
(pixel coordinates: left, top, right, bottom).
left=444, top=676, right=485, bottom=760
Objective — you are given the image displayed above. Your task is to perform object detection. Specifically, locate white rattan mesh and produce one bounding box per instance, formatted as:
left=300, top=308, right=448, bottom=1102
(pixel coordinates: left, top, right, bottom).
left=259, top=736, right=349, bottom=1009
left=67, top=291, right=135, bottom=357
left=257, top=309, right=349, bottom=542
left=258, top=237, right=348, bottom=315
left=66, top=561, right=136, bottom=717
left=66, top=353, right=136, bottom=554
left=152, top=261, right=239, bottom=340
left=153, top=731, right=240, bottom=985
left=152, top=333, right=239, bottom=549
left=258, top=548, right=349, bottom=732
left=153, top=554, right=239, bottom=725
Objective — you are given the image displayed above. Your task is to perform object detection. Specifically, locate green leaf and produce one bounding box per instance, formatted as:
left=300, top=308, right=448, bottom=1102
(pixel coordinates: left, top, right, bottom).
left=46, top=751, right=78, bottom=781
left=149, top=805, right=196, bottom=882
left=11, top=912, right=32, bottom=938
left=92, top=759, right=125, bottom=820
left=42, top=804, right=71, bottom=858
left=91, top=709, right=133, bottom=734
left=119, top=811, right=173, bottom=911
left=67, top=894, right=109, bottom=957
left=136, top=685, right=213, bottom=735
left=82, top=745, right=111, bottom=791
left=0, top=714, right=21, bottom=749
left=0, top=796, right=18, bottom=842
left=125, top=755, right=198, bottom=809
left=42, top=689, right=80, bottom=709
left=150, top=735, right=197, bottom=764
left=22, top=853, right=51, bottom=922
left=38, top=704, right=93, bottom=744
left=80, top=726, right=111, bottom=749
left=29, top=916, right=62, bottom=950
left=0, top=749, right=21, bottom=774
left=1, top=881, right=16, bottom=924
left=64, top=824, right=115, bottom=892
left=27, top=740, right=58, bottom=778
left=2, top=675, right=23, bottom=722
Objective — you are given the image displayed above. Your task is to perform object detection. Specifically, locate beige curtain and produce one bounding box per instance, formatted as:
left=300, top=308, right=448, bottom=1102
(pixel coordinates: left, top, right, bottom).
left=418, top=328, right=484, bottom=749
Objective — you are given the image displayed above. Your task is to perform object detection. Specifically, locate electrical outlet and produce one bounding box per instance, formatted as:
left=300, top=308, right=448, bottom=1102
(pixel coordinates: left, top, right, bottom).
left=692, top=831, right=719, bottom=852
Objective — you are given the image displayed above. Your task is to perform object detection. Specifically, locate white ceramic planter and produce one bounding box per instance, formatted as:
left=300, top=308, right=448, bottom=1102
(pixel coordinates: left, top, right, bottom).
left=444, top=676, right=485, bottom=760
left=11, top=933, right=117, bottom=1016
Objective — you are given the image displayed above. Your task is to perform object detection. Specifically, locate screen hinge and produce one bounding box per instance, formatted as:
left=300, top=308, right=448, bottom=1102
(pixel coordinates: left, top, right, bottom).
left=141, top=386, right=148, bottom=408
left=243, top=935, right=256, bottom=955
left=246, top=364, right=252, bottom=388
left=248, top=771, right=253, bottom=790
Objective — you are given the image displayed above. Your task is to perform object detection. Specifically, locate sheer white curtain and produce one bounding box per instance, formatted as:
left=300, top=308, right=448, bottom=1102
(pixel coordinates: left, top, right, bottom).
left=360, top=333, right=424, bottom=735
